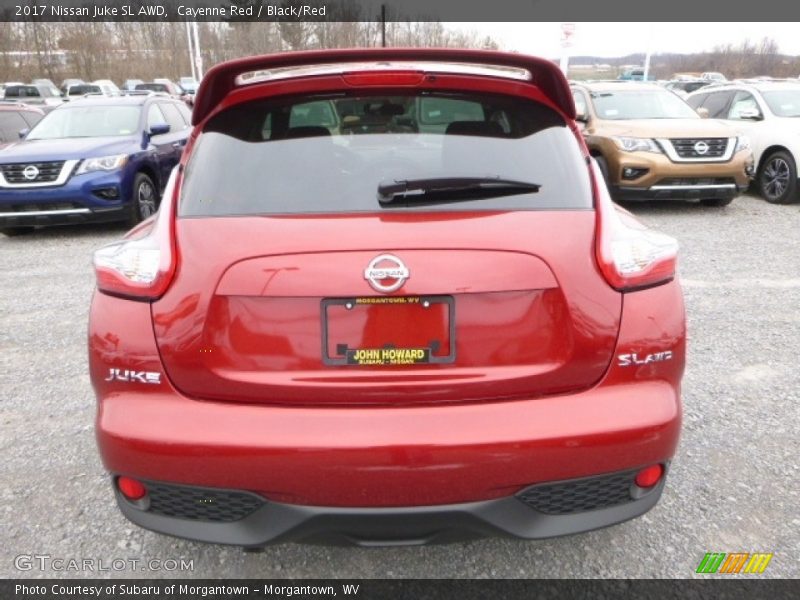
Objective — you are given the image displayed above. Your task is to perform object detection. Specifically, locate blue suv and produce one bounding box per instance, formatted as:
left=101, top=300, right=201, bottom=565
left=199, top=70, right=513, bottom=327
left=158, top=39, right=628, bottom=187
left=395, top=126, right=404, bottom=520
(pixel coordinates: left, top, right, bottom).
left=0, top=95, right=191, bottom=235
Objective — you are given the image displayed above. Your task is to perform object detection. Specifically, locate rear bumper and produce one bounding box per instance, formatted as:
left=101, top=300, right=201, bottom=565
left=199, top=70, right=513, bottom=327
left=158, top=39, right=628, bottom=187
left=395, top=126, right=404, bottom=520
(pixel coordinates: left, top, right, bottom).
left=113, top=470, right=668, bottom=547
left=615, top=182, right=749, bottom=201
left=97, top=378, right=681, bottom=509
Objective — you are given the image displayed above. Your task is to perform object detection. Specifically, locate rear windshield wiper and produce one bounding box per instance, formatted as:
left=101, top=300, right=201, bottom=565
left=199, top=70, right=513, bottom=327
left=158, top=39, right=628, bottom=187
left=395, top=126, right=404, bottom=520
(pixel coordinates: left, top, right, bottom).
left=377, top=176, right=540, bottom=206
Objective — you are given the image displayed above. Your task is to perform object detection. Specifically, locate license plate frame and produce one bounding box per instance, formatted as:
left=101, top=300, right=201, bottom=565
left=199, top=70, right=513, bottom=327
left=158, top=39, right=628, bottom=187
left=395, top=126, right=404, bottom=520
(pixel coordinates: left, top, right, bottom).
left=321, top=295, right=456, bottom=366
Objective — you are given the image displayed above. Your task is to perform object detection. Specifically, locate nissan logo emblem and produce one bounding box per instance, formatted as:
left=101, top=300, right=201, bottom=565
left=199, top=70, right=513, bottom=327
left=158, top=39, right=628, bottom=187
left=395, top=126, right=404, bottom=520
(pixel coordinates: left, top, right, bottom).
left=364, top=254, right=409, bottom=293
left=22, top=165, right=39, bottom=180
left=693, top=141, right=710, bottom=156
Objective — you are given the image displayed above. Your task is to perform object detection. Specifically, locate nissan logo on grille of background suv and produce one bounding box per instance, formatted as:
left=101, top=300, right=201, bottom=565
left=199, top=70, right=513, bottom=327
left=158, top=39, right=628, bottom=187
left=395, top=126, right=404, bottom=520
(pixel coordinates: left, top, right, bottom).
left=364, top=254, right=410, bottom=293
left=22, top=165, right=39, bottom=180
left=693, top=141, right=710, bottom=156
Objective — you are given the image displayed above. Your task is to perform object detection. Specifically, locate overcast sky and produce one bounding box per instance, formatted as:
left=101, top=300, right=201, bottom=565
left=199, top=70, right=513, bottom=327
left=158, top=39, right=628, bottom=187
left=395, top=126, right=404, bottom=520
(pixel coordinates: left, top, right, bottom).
left=445, top=22, right=800, bottom=58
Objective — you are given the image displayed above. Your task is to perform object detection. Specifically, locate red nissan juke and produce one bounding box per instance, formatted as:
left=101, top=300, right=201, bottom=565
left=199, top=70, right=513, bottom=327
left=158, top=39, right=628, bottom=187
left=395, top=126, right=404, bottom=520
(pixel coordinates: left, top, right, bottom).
left=89, top=49, right=685, bottom=547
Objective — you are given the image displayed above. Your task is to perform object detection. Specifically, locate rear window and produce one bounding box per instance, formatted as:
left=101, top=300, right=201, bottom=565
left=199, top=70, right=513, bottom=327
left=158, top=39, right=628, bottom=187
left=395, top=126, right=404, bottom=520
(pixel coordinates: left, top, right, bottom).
left=68, top=85, right=101, bottom=96
left=180, top=91, right=592, bottom=217
left=5, top=86, right=39, bottom=98
left=136, top=83, right=169, bottom=93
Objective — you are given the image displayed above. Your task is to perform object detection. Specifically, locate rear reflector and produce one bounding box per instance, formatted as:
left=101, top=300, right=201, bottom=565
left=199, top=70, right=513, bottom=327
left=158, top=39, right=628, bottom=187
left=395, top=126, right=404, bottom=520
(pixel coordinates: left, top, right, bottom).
left=634, top=464, right=664, bottom=488
left=117, top=476, right=147, bottom=500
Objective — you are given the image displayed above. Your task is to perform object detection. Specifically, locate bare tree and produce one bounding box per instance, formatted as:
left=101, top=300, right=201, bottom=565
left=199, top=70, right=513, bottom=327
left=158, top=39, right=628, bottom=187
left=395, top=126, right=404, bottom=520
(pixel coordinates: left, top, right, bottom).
left=0, top=21, right=501, bottom=83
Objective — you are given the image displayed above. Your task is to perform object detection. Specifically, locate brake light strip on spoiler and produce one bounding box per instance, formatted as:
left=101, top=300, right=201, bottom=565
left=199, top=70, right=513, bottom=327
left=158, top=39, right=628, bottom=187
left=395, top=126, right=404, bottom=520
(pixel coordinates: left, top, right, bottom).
left=191, top=48, right=576, bottom=126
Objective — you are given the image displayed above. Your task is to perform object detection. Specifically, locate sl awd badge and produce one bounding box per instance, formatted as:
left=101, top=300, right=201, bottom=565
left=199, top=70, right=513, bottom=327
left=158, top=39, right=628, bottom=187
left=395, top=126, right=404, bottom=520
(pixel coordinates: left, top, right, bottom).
left=617, top=351, right=673, bottom=367
left=105, top=368, right=161, bottom=384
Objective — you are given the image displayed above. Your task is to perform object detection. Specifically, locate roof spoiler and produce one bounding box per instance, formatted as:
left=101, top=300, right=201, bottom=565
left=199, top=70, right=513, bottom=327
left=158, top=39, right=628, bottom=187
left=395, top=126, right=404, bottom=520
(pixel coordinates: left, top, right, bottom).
left=191, top=48, right=575, bottom=126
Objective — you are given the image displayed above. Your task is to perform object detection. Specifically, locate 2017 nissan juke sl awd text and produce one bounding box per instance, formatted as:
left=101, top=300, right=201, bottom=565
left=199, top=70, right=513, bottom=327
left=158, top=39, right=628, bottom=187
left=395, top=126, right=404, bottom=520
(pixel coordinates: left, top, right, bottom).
left=89, top=49, right=685, bottom=547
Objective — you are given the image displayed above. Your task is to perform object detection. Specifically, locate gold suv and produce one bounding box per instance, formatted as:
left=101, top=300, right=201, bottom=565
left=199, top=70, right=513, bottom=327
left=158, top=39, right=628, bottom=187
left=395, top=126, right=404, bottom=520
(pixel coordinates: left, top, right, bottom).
left=572, top=82, right=754, bottom=206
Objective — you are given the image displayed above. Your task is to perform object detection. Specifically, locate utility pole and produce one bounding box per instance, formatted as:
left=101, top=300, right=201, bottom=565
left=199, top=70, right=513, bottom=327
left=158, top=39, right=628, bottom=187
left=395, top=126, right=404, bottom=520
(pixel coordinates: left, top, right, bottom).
left=559, top=23, right=575, bottom=78
left=185, top=21, right=196, bottom=81
left=192, top=21, right=203, bottom=79
left=381, top=4, right=386, bottom=48
left=643, top=23, right=655, bottom=81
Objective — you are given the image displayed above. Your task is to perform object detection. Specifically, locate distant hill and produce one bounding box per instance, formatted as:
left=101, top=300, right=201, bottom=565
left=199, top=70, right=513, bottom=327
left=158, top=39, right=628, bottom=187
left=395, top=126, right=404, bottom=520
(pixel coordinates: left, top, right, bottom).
left=562, top=49, right=800, bottom=80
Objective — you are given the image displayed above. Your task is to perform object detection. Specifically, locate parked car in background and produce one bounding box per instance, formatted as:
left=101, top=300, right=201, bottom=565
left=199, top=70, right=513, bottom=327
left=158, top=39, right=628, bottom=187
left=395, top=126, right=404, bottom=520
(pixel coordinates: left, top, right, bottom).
left=154, top=78, right=185, bottom=96
left=136, top=81, right=193, bottom=106
left=32, top=78, right=62, bottom=98
left=701, top=72, right=727, bottom=82
left=671, top=72, right=702, bottom=80
left=1, top=84, right=64, bottom=111
left=664, top=79, right=713, bottom=98
left=89, top=48, right=685, bottom=548
left=687, top=81, right=800, bottom=203
left=572, top=81, right=753, bottom=206
left=0, top=104, right=44, bottom=145
left=0, top=95, right=191, bottom=235
left=60, top=78, right=85, bottom=94
left=618, top=68, right=656, bottom=81
left=122, top=79, right=144, bottom=92
left=92, top=79, right=121, bottom=96
left=0, top=82, right=21, bottom=99
left=178, top=76, right=199, bottom=94
left=136, top=81, right=182, bottom=98
left=64, top=83, right=103, bottom=100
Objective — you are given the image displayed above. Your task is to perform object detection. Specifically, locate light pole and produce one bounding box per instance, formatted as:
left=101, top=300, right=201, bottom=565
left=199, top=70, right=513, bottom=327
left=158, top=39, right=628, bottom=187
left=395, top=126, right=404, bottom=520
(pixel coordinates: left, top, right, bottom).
left=559, top=23, right=575, bottom=77
left=185, top=21, right=196, bottom=81
left=643, top=23, right=655, bottom=81
left=381, top=4, right=387, bottom=48
left=192, top=21, right=203, bottom=79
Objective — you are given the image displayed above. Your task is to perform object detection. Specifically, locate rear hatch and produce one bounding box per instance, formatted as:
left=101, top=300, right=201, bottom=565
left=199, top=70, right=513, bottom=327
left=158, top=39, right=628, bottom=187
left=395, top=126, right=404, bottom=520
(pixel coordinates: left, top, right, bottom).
left=152, top=212, right=621, bottom=406
left=151, top=82, right=622, bottom=406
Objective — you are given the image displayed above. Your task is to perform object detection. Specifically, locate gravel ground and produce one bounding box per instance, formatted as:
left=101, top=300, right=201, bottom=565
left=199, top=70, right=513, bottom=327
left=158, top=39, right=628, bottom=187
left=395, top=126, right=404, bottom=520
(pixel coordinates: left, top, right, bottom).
left=1, top=194, right=798, bottom=579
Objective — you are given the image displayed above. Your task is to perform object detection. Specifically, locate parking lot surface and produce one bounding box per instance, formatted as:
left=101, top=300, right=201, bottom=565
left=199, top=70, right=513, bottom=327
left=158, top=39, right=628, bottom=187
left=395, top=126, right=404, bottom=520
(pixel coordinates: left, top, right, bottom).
left=1, top=193, right=798, bottom=578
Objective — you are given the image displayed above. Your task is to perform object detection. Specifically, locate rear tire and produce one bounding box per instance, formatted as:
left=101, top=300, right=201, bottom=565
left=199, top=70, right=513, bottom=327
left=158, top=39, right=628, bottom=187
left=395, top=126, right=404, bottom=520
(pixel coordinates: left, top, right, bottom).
left=758, top=150, right=798, bottom=204
left=0, top=227, right=35, bottom=237
left=128, top=173, right=159, bottom=227
left=700, top=197, right=734, bottom=207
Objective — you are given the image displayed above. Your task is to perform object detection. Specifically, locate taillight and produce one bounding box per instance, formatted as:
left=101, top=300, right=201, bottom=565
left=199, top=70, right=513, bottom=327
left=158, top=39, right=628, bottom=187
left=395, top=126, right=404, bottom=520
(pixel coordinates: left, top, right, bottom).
left=93, top=168, right=180, bottom=300
left=591, top=159, right=678, bottom=291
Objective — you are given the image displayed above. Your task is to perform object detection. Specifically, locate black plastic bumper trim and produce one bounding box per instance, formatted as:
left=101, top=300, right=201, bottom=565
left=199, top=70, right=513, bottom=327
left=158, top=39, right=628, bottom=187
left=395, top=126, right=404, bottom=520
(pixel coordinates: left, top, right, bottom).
left=114, top=476, right=667, bottom=547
